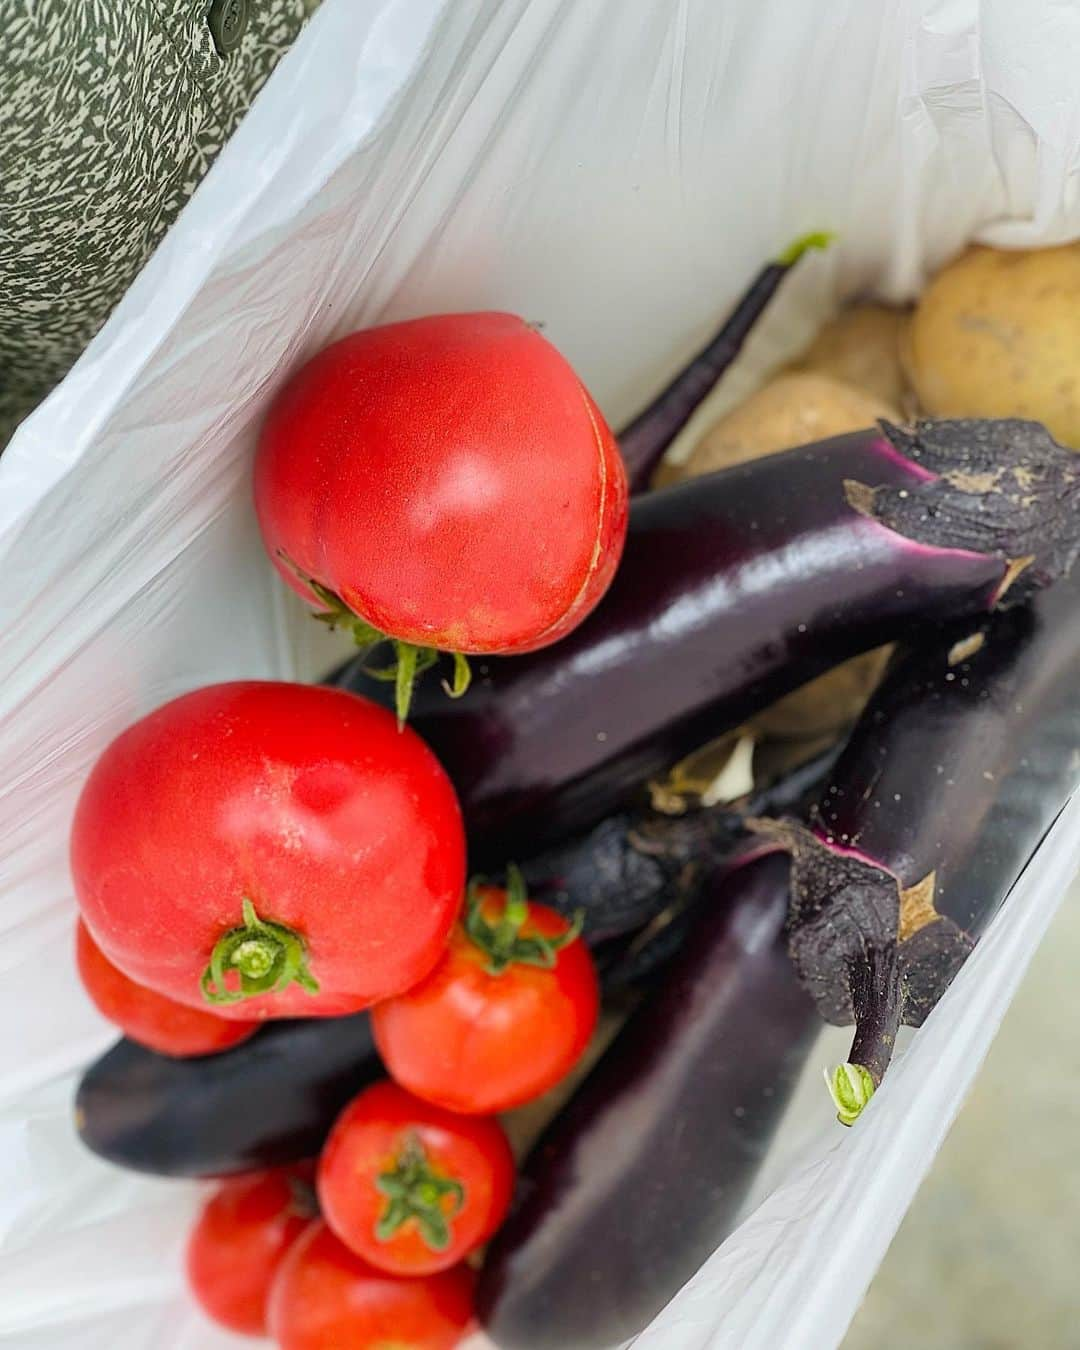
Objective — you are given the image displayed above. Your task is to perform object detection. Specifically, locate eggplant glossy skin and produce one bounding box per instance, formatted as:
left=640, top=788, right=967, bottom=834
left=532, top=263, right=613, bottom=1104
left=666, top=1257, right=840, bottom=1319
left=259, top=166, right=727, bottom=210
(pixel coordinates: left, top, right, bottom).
left=619, top=260, right=790, bottom=492
left=817, top=567, right=1080, bottom=932
left=477, top=853, right=818, bottom=1350
left=336, top=431, right=1002, bottom=861
left=76, top=1013, right=381, bottom=1179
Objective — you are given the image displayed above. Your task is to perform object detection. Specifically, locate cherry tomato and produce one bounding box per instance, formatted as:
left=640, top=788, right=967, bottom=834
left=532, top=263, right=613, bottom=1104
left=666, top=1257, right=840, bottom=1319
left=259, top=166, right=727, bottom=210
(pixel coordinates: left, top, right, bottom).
left=186, top=1167, right=316, bottom=1336
left=372, top=867, right=599, bottom=1114
left=70, top=683, right=465, bottom=1019
left=75, top=920, right=257, bottom=1057
left=317, top=1081, right=514, bottom=1276
left=254, top=313, right=629, bottom=719
left=268, top=1220, right=475, bottom=1350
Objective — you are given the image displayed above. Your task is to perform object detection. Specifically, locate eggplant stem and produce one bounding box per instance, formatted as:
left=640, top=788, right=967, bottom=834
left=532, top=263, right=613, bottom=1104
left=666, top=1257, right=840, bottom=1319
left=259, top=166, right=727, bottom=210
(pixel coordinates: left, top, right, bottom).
left=778, top=230, right=835, bottom=265
left=843, top=943, right=904, bottom=1107
left=617, top=233, right=832, bottom=492
left=826, top=1062, right=876, bottom=1126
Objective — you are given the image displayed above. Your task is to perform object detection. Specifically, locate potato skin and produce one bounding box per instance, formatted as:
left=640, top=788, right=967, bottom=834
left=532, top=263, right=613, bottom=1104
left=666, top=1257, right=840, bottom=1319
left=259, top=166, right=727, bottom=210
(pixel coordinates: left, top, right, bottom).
left=789, top=302, right=911, bottom=408
left=907, top=242, right=1080, bottom=447
left=663, top=371, right=897, bottom=484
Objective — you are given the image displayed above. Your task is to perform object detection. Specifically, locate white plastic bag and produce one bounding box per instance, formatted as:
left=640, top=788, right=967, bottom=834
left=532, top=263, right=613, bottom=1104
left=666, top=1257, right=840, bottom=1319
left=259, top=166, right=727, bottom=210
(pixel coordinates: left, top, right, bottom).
left=2, top=1, right=1078, bottom=1345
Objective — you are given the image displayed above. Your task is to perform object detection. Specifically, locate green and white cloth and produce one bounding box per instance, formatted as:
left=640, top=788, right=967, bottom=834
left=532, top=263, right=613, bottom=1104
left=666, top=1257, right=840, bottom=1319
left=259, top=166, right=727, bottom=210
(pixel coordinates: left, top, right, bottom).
left=0, top=0, right=319, bottom=446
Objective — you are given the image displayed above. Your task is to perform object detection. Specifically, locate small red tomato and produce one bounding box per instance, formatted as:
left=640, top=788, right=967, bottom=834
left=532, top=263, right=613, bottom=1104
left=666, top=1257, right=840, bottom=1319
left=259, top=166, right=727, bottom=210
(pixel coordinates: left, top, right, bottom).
left=254, top=313, right=629, bottom=718
left=75, top=920, right=257, bottom=1057
left=186, top=1167, right=316, bottom=1336
left=318, top=1081, right=514, bottom=1276
left=268, top=1220, right=475, bottom=1350
left=70, top=683, right=465, bottom=1019
left=372, top=867, right=599, bottom=1114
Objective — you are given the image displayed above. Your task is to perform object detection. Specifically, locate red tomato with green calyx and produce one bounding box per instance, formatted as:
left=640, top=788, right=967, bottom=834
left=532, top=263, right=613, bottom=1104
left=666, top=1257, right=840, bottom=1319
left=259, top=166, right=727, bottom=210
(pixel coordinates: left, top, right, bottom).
left=75, top=920, right=257, bottom=1057
left=317, top=1081, right=514, bottom=1276
left=372, top=866, right=599, bottom=1114
left=254, top=312, right=629, bottom=721
left=70, top=683, right=465, bottom=1020
left=186, top=1166, right=317, bottom=1336
left=268, top=1220, right=476, bottom=1350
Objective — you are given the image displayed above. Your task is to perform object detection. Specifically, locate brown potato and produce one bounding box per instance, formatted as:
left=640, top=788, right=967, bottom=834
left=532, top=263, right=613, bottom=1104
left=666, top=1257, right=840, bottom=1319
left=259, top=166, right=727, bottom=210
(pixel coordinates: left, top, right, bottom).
left=788, top=302, right=912, bottom=408
left=908, top=242, right=1080, bottom=447
left=665, top=371, right=897, bottom=483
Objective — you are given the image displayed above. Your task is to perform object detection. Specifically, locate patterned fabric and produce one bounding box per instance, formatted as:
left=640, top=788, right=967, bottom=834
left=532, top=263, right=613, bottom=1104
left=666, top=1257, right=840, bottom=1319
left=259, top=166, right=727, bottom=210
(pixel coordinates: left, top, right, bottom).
left=0, top=0, right=320, bottom=446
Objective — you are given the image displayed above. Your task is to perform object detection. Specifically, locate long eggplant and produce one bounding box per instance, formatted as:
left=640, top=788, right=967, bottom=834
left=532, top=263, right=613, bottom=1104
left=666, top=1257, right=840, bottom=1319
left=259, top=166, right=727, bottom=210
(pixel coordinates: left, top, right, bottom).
left=618, top=232, right=831, bottom=492
left=476, top=853, right=817, bottom=1350
left=753, top=564, right=1080, bottom=1122
left=335, top=418, right=1080, bottom=863
left=75, top=1013, right=381, bottom=1179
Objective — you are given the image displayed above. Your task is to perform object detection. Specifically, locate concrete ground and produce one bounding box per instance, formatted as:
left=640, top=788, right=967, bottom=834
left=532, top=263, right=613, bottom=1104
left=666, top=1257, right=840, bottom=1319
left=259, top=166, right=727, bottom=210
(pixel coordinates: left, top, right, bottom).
left=844, top=878, right=1080, bottom=1350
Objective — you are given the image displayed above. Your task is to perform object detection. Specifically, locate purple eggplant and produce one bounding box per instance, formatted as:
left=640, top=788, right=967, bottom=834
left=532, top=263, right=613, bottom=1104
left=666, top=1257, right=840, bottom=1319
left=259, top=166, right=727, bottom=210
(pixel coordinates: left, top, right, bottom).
left=753, top=564, right=1080, bottom=1122
left=476, top=852, right=817, bottom=1350
left=618, top=232, right=831, bottom=492
left=335, top=418, right=1080, bottom=864
left=521, top=735, right=838, bottom=948
left=75, top=1013, right=381, bottom=1179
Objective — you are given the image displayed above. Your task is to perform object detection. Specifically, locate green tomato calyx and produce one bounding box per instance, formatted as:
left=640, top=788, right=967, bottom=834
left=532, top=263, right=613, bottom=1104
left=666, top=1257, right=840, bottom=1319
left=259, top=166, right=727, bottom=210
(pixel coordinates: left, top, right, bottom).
left=375, top=1134, right=465, bottom=1252
left=201, top=898, right=320, bottom=1005
left=464, top=864, right=583, bottom=976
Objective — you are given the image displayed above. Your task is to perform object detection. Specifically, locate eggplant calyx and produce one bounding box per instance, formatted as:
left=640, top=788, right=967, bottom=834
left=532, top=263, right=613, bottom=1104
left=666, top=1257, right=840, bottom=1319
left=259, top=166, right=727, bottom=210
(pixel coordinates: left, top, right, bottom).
left=375, top=1134, right=465, bottom=1251
left=465, top=865, right=583, bottom=976
left=745, top=816, right=970, bottom=1118
left=201, top=899, right=320, bottom=1006
left=851, top=418, right=1080, bottom=603
left=276, top=551, right=471, bottom=725
left=827, top=1062, right=875, bottom=1126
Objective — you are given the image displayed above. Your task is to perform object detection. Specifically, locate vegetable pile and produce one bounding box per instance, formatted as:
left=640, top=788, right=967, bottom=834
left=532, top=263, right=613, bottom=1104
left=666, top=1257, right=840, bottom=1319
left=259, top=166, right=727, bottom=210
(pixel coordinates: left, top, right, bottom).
left=69, top=240, right=1080, bottom=1348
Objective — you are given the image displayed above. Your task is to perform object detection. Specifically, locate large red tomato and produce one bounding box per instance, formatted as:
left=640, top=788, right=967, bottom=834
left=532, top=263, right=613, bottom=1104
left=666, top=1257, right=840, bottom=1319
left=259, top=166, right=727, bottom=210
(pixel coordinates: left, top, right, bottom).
left=317, top=1082, right=514, bottom=1277
left=186, top=1167, right=316, bottom=1336
left=254, top=313, right=629, bottom=710
left=268, top=1221, right=476, bottom=1350
left=75, top=920, right=257, bottom=1057
left=372, top=870, right=599, bottom=1114
left=70, top=683, right=465, bottom=1019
